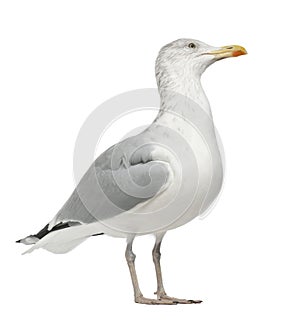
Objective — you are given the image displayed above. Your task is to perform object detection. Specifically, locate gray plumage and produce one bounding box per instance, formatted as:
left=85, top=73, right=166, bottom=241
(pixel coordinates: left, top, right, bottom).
left=16, top=37, right=246, bottom=305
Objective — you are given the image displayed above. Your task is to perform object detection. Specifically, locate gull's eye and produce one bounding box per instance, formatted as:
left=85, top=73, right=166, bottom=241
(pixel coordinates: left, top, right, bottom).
left=188, top=43, right=196, bottom=49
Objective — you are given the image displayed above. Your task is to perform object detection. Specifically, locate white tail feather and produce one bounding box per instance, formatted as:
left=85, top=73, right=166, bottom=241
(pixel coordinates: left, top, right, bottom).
left=22, top=222, right=104, bottom=254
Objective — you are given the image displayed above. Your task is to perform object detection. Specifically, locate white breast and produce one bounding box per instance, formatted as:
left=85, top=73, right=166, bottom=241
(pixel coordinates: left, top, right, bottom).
left=95, top=108, right=224, bottom=237
left=153, top=111, right=224, bottom=230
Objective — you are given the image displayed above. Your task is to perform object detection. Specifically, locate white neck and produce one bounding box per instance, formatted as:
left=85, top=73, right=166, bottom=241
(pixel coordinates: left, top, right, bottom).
left=155, top=66, right=213, bottom=120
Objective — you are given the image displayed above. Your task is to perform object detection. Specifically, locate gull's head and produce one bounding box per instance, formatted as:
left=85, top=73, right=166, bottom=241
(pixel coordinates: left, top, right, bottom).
left=156, top=38, right=247, bottom=88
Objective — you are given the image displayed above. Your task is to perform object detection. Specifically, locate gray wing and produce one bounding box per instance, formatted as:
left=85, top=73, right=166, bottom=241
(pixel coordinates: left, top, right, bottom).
left=49, top=134, right=170, bottom=227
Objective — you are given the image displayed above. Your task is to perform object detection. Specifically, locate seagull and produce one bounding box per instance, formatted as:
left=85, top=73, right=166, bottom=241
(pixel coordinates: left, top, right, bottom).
left=16, top=39, right=247, bottom=305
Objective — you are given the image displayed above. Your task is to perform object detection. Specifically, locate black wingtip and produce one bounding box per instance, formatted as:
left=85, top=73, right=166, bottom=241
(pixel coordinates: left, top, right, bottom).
left=15, top=239, right=21, bottom=243
left=92, top=232, right=104, bottom=237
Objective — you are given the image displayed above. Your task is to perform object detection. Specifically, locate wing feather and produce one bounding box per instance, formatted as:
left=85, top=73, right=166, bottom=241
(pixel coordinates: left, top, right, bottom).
left=49, top=135, right=170, bottom=228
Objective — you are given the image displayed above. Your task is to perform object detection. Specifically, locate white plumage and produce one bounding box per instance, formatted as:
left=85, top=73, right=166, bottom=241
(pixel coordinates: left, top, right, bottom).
left=17, top=39, right=246, bottom=304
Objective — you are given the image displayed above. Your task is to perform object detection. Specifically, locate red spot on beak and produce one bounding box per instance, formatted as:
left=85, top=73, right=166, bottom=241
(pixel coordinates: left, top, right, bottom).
left=232, top=50, right=245, bottom=57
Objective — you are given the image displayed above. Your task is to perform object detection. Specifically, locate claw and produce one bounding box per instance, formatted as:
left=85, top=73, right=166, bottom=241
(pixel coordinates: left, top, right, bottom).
left=158, top=295, right=202, bottom=304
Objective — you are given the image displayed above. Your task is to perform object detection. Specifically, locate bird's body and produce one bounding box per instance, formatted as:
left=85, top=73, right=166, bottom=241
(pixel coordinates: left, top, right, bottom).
left=22, top=87, right=223, bottom=253
left=17, top=39, right=246, bottom=304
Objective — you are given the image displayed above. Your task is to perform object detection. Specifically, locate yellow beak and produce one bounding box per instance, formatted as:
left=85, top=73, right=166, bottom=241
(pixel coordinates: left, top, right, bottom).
left=207, top=45, right=247, bottom=59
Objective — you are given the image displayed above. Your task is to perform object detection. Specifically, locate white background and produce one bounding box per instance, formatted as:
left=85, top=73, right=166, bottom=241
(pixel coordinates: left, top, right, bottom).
left=1, top=0, right=299, bottom=319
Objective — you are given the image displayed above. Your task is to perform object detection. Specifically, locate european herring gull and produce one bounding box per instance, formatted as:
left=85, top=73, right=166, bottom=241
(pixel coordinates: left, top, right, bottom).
left=17, top=39, right=247, bottom=304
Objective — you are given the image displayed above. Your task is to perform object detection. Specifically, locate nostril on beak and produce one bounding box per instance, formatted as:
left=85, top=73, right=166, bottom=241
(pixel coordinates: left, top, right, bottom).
left=226, top=46, right=233, bottom=49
